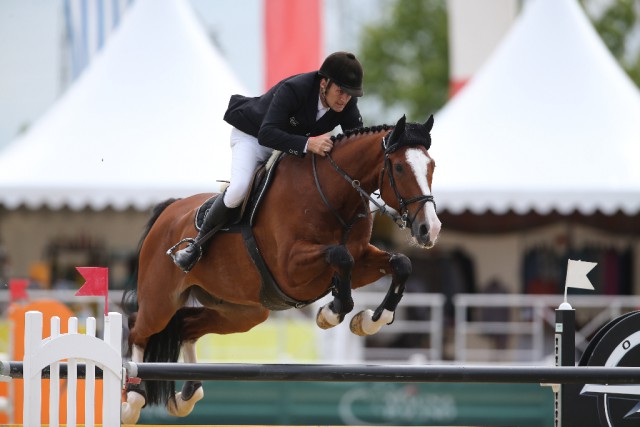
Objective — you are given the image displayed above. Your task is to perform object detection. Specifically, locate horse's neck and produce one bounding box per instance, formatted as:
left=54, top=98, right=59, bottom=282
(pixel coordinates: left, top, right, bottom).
left=333, top=132, right=385, bottom=192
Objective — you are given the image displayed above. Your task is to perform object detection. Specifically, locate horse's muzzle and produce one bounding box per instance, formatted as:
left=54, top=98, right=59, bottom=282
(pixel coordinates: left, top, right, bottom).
left=412, top=218, right=441, bottom=248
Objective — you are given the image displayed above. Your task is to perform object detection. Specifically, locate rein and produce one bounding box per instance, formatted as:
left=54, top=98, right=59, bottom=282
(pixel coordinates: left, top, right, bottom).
left=312, top=153, right=368, bottom=244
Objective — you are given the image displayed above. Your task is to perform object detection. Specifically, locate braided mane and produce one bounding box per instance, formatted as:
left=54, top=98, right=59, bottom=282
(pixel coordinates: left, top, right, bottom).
left=330, top=124, right=393, bottom=143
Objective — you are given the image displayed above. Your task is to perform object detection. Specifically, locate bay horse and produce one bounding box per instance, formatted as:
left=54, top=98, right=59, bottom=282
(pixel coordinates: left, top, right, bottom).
left=121, top=115, right=441, bottom=423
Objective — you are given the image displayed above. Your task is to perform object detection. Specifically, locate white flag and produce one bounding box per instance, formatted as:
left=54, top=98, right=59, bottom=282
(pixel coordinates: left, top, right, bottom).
left=565, top=259, right=596, bottom=291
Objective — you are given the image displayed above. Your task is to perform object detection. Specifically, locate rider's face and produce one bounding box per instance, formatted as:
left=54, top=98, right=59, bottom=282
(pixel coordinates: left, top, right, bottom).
left=321, top=80, right=352, bottom=112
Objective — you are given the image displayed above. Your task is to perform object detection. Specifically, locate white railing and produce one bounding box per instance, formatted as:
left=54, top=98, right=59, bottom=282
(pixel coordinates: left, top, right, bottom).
left=453, top=294, right=640, bottom=364
left=352, top=291, right=445, bottom=363
left=22, top=310, right=122, bottom=427
left=1, top=290, right=639, bottom=366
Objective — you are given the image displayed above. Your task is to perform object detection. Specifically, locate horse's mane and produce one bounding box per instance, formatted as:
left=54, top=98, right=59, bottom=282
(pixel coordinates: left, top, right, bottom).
left=330, top=124, right=393, bottom=143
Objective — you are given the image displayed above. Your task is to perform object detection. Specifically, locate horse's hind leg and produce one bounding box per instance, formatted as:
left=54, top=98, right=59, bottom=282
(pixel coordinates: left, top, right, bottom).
left=122, top=292, right=188, bottom=424
left=316, top=245, right=355, bottom=329
left=166, top=340, right=204, bottom=417
left=350, top=248, right=412, bottom=336
left=122, top=330, right=147, bottom=424
left=165, top=304, right=269, bottom=418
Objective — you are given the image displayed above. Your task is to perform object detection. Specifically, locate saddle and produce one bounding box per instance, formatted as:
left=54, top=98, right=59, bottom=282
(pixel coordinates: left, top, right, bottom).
left=192, top=152, right=323, bottom=311
left=194, top=151, right=284, bottom=231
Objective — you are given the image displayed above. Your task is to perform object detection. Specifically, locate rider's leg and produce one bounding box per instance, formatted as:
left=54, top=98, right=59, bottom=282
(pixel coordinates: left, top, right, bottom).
left=223, top=128, right=273, bottom=208
left=172, top=194, right=233, bottom=272
left=172, top=128, right=272, bottom=272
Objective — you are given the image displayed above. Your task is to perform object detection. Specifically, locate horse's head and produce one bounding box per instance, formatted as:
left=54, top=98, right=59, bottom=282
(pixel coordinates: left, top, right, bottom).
left=379, top=115, right=441, bottom=248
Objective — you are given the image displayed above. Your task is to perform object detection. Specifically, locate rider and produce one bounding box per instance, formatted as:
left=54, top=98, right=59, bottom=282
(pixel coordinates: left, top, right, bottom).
left=172, top=51, right=365, bottom=272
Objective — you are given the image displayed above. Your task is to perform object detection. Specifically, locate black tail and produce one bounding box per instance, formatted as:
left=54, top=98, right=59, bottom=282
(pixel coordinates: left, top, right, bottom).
left=143, top=307, right=191, bottom=406
left=121, top=198, right=179, bottom=316
left=121, top=197, right=181, bottom=405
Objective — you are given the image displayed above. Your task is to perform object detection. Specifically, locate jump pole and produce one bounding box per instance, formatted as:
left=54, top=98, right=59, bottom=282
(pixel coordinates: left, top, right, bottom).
left=121, top=362, right=640, bottom=384
left=3, top=361, right=639, bottom=384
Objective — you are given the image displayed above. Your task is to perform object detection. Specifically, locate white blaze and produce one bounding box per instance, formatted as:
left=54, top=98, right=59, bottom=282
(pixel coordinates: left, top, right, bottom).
left=405, top=148, right=441, bottom=242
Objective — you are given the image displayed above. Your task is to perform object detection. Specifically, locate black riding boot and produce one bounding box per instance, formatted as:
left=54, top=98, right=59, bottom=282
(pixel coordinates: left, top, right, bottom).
left=172, top=194, right=232, bottom=272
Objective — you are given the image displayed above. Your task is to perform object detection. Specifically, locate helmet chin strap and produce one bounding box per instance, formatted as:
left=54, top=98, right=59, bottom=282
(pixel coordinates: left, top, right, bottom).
left=320, top=78, right=331, bottom=109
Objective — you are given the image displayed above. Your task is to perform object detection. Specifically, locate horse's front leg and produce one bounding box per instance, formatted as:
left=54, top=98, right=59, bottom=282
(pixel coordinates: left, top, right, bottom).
left=350, top=245, right=412, bottom=336
left=316, top=244, right=355, bottom=329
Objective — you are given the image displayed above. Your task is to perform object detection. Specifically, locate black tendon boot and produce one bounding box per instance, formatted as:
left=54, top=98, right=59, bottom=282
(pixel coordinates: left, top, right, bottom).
left=172, top=195, right=232, bottom=272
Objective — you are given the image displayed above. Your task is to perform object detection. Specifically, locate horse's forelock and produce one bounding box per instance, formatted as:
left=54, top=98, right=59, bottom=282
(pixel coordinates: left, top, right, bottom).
left=402, top=123, right=432, bottom=150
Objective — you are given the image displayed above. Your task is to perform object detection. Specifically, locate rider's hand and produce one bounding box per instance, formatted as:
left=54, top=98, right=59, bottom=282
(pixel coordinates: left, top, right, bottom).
left=307, top=134, right=333, bottom=157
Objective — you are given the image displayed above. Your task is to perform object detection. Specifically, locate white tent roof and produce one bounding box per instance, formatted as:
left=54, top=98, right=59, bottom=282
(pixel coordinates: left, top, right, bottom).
left=0, top=0, right=245, bottom=211
left=431, top=0, right=640, bottom=216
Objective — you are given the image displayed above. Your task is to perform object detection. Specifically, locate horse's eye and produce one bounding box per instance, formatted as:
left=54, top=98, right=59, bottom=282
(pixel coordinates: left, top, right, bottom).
left=394, top=164, right=403, bottom=173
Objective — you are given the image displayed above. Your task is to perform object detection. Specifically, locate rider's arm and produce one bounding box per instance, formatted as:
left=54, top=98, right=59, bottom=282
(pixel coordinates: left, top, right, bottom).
left=258, top=82, right=309, bottom=158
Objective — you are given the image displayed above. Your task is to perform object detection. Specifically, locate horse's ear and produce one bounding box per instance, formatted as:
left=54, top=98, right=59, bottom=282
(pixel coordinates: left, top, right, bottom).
left=388, top=115, right=406, bottom=146
left=425, top=114, right=434, bottom=132
left=396, top=115, right=407, bottom=133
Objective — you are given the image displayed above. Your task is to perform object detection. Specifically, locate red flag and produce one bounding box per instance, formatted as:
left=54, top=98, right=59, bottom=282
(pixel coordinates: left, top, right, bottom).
left=9, top=279, right=29, bottom=303
left=75, top=266, right=109, bottom=315
left=264, top=0, right=323, bottom=90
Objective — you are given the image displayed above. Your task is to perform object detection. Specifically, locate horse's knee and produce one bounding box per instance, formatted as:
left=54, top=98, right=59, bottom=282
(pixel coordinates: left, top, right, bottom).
left=390, top=253, right=412, bottom=282
left=326, top=245, right=354, bottom=272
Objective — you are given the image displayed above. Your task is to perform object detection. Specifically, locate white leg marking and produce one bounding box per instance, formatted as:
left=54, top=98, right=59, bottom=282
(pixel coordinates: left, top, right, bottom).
left=362, top=309, right=394, bottom=335
left=350, top=309, right=395, bottom=336
left=122, top=391, right=146, bottom=424
left=122, top=344, right=147, bottom=424
left=132, top=344, right=144, bottom=363
left=316, top=303, right=343, bottom=329
left=182, top=340, right=198, bottom=363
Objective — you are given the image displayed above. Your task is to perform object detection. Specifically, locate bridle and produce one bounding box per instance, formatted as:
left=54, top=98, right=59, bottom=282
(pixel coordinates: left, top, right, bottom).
left=379, top=133, right=436, bottom=228
left=311, top=133, right=436, bottom=242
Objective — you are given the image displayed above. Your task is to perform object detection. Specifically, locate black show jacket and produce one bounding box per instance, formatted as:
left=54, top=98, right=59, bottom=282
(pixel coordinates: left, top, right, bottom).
left=223, top=72, right=363, bottom=157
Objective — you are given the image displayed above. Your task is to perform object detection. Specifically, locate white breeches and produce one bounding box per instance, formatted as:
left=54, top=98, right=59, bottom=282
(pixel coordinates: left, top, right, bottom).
left=223, top=128, right=274, bottom=208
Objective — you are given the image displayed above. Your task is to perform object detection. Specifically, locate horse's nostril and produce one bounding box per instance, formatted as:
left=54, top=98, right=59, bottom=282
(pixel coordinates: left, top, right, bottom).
left=419, top=224, right=429, bottom=238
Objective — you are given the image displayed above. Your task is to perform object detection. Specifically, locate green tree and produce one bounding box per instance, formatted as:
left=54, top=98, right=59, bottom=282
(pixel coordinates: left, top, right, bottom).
left=358, top=0, right=449, bottom=121
left=581, top=0, right=640, bottom=87
left=358, top=0, right=639, bottom=123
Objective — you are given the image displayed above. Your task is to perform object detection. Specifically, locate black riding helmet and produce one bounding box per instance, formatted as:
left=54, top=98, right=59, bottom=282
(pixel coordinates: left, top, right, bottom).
left=319, top=52, right=364, bottom=97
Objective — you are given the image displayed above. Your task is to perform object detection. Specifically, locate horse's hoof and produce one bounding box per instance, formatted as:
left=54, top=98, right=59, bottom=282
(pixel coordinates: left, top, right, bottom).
left=349, top=310, right=370, bottom=336
left=316, top=305, right=343, bottom=329
left=121, top=391, right=146, bottom=424
left=350, top=309, right=392, bottom=336
left=167, top=387, right=205, bottom=417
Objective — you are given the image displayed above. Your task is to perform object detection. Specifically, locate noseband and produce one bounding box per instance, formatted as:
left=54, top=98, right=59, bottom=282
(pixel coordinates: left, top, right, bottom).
left=311, top=136, right=436, bottom=236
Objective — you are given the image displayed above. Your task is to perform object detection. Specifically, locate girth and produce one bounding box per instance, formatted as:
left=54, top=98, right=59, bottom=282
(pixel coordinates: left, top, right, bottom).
left=193, top=152, right=327, bottom=310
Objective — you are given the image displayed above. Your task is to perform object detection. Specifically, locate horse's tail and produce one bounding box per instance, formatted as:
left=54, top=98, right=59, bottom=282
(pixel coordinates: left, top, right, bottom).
left=120, top=198, right=179, bottom=315
left=143, top=307, right=200, bottom=406
left=121, top=197, right=184, bottom=406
